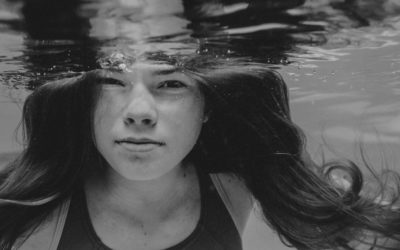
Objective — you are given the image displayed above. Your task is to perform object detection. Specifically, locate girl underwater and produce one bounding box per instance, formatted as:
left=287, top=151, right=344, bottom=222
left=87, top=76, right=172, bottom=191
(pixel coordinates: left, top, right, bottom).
left=1, top=54, right=400, bottom=250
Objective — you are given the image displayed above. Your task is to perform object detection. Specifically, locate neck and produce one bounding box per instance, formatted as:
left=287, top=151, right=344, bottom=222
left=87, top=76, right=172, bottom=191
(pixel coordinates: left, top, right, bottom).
left=85, top=163, right=198, bottom=217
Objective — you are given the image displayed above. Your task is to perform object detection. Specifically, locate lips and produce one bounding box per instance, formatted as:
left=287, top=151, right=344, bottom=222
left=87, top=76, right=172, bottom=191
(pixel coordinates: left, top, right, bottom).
left=115, top=137, right=164, bottom=152
left=116, top=137, right=164, bottom=145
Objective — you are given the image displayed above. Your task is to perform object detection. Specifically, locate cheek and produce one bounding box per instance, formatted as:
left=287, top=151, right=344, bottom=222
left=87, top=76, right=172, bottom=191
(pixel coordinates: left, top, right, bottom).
left=188, top=93, right=206, bottom=129
left=169, top=95, right=205, bottom=143
left=93, top=104, right=108, bottom=135
left=94, top=92, right=121, bottom=125
left=93, top=97, right=117, bottom=143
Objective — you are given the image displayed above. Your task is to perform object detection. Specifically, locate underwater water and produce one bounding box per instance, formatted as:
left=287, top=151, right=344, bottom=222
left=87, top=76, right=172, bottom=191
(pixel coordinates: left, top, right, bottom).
left=1, top=0, right=400, bottom=249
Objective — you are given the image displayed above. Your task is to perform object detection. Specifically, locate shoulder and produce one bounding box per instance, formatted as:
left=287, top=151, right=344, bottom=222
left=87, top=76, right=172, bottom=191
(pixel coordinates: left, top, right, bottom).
left=14, top=200, right=70, bottom=250
left=209, top=173, right=254, bottom=235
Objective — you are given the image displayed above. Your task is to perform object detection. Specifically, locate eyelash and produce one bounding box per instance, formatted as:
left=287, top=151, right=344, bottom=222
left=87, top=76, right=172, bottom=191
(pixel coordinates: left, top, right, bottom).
left=158, top=80, right=187, bottom=89
left=99, top=78, right=125, bottom=86
left=99, top=79, right=187, bottom=90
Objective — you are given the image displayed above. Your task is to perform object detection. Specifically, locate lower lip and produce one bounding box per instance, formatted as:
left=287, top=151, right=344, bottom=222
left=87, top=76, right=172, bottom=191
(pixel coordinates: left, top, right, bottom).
left=117, top=142, right=161, bottom=153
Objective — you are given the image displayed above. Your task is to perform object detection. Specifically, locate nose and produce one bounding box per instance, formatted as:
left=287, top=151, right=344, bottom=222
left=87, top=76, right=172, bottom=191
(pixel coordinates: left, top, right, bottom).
left=123, top=85, right=158, bottom=128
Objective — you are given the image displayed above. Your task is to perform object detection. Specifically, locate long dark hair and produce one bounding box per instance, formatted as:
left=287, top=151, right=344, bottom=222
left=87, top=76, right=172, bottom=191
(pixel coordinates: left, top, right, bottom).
left=0, top=58, right=399, bottom=249
left=0, top=72, right=105, bottom=248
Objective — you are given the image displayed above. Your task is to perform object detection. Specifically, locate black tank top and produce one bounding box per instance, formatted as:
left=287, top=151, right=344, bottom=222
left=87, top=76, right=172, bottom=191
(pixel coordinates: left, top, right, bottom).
left=57, top=172, right=242, bottom=250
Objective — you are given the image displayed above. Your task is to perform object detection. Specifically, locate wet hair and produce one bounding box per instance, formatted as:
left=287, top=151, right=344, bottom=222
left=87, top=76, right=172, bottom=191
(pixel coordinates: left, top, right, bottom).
left=183, top=59, right=400, bottom=249
left=1, top=57, right=400, bottom=249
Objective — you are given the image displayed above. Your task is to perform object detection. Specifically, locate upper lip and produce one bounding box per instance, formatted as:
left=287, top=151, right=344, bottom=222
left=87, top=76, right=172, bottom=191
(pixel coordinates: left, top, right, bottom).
left=116, top=137, right=164, bottom=145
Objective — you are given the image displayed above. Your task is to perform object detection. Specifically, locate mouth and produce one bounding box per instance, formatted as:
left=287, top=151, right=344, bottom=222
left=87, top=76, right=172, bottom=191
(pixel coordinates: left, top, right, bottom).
left=115, top=137, right=165, bottom=152
left=116, top=137, right=164, bottom=145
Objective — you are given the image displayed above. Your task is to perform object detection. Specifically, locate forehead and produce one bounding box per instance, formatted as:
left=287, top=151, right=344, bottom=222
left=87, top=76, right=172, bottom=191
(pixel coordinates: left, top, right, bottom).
left=96, top=51, right=198, bottom=81
left=98, top=60, right=177, bottom=75
left=96, top=61, right=200, bottom=86
left=124, top=62, right=179, bottom=75
left=98, top=51, right=183, bottom=71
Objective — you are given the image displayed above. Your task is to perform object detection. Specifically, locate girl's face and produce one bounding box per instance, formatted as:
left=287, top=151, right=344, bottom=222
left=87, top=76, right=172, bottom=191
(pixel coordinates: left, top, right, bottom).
left=93, top=63, right=205, bottom=181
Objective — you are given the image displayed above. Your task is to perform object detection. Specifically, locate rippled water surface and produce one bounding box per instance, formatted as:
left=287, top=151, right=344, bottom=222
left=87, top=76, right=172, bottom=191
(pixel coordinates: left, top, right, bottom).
left=1, top=0, right=400, bottom=249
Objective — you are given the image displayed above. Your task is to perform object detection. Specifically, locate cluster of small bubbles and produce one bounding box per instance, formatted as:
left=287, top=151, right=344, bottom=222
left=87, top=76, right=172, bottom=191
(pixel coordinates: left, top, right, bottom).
left=97, top=52, right=136, bottom=72
left=35, top=72, right=47, bottom=76
left=195, top=46, right=239, bottom=60
left=196, top=48, right=208, bottom=54
left=279, top=58, right=289, bottom=64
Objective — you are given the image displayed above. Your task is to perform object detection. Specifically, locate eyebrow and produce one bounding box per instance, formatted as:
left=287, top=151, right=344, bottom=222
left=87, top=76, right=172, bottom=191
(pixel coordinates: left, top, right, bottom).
left=153, top=68, right=179, bottom=75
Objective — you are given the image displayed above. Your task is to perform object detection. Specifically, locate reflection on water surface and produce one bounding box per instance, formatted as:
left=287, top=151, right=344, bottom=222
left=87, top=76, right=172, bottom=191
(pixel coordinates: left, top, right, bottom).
left=0, top=1, right=400, bottom=248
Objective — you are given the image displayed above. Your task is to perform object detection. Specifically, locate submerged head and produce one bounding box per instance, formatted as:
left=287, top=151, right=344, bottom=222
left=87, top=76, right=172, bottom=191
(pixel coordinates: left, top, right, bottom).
left=21, top=56, right=296, bottom=190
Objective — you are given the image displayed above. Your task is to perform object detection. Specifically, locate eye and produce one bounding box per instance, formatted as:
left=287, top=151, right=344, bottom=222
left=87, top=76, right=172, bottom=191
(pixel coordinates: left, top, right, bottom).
left=99, top=78, right=125, bottom=86
left=158, top=80, right=187, bottom=89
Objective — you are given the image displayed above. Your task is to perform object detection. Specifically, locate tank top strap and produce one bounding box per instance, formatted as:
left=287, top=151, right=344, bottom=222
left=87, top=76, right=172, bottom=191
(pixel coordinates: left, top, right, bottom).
left=12, top=198, right=71, bottom=250
left=209, top=173, right=254, bottom=235
left=48, top=198, right=71, bottom=250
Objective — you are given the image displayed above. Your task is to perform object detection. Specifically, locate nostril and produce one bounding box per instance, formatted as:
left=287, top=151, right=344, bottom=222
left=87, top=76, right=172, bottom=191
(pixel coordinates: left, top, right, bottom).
left=124, top=117, right=155, bottom=126
left=124, top=117, right=135, bottom=125
left=142, top=118, right=153, bottom=126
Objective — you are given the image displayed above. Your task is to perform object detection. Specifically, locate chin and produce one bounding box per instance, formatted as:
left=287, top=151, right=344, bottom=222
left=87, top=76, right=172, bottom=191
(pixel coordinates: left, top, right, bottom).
left=116, top=164, right=177, bottom=182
